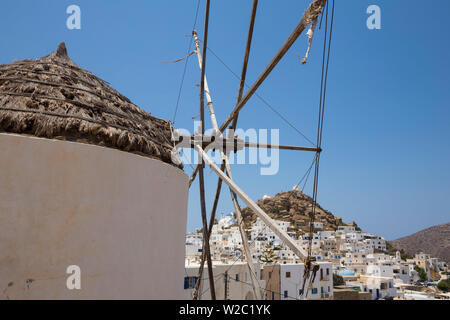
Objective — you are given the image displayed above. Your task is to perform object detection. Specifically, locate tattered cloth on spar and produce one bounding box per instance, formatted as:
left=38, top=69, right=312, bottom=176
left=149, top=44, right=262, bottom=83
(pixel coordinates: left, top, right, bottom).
left=0, top=42, right=181, bottom=169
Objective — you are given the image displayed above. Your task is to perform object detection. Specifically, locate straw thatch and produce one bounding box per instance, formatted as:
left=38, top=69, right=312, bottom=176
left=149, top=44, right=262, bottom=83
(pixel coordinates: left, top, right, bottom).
left=0, top=42, right=179, bottom=168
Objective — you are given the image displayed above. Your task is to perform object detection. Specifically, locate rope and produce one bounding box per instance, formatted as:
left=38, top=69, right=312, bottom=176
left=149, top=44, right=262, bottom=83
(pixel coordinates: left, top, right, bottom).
left=304, top=0, right=334, bottom=291
left=296, top=156, right=316, bottom=192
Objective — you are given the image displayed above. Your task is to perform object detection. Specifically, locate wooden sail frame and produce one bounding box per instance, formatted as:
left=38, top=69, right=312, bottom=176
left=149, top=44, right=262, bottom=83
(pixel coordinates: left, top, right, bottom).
left=181, top=0, right=329, bottom=300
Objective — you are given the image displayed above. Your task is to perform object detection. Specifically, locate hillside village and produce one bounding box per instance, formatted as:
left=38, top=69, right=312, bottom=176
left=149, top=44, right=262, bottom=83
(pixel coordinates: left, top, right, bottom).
left=185, top=189, right=450, bottom=300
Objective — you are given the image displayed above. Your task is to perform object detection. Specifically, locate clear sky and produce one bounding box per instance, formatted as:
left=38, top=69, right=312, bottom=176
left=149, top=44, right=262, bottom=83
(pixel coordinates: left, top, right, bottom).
left=1, top=0, right=449, bottom=240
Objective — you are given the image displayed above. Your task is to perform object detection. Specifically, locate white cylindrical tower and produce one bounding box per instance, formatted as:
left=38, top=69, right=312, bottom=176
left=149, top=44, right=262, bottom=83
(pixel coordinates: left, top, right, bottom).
left=0, top=43, right=188, bottom=299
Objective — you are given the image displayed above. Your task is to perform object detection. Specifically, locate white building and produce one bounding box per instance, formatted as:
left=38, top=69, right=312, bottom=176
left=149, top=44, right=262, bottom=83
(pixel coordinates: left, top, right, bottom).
left=183, top=261, right=265, bottom=300
left=280, top=262, right=333, bottom=300
left=264, top=262, right=333, bottom=300
left=337, top=226, right=356, bottom=234
left=347, top=275, right=397, bottom=300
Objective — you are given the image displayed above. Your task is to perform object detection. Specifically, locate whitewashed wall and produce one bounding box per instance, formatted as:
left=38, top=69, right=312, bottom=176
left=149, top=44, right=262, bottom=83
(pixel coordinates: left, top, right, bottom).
left=0, top=133, right=188, bottom=299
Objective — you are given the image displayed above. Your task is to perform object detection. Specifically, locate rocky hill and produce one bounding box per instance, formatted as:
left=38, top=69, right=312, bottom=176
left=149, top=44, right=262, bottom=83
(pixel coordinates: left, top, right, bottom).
left=390, top=223, right=450, bottom=263
left=240, top=190, right=360, bottom=236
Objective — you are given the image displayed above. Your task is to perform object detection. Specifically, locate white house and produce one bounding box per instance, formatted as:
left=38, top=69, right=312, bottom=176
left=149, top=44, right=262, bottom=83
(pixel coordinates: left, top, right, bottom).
left=279, top=262, right=333, bottom=300
left=183, top=261, right=265, bottom=300
left=347, top=275, right=397, bottom=300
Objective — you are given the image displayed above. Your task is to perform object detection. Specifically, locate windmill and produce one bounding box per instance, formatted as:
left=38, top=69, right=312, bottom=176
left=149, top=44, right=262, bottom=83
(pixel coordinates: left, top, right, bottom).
left=171, top=0, right=334, bottom=300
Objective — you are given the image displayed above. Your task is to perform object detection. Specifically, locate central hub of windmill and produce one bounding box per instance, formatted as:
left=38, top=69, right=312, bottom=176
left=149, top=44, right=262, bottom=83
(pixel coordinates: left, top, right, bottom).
left=172, top=131, right=245, bottom=154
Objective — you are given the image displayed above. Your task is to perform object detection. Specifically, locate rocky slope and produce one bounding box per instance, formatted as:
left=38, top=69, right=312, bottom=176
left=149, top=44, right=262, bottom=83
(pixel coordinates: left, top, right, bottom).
left=239, top=190, right=360, bottom=236
left=391, top=223, right=450, bottom=263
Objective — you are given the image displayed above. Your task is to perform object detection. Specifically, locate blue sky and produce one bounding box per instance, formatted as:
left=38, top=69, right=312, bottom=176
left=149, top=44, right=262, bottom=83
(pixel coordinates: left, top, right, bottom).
left=1, top=0, right=449, bottom=240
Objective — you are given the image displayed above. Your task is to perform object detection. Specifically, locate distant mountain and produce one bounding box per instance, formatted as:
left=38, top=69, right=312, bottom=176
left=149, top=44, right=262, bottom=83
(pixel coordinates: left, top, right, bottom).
left=390, top=223, right=450, bottom=263
left=240, top=190, right=360, bottom=236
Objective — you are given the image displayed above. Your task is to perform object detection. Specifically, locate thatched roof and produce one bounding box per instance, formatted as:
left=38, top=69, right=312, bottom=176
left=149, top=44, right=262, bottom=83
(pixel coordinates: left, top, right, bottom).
left=0, top=42, right=179, bottom=168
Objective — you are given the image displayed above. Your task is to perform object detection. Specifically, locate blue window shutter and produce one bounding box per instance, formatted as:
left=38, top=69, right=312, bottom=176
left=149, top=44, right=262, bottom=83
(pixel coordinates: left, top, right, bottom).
left=284, top=290, right=288, bottom=298
left=194, top=277, right=198, bottom=287
left=184, top=277, right=189, bottom=289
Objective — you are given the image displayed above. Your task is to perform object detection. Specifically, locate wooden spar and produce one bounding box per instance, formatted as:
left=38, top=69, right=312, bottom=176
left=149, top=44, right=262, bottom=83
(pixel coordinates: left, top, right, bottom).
left=188, top=0, right=326, bottom=187
left=204, top=0, right=259, bottom=252
left=195, top=144, right=308, bottom=260
left=188, top=165, right=199, bottom=188
left=218, top=0, right=327, bottom=133
left=191, top=161, right=225, bottom=300
left=192, top=30, right=262, bottom=300
left=192, top=31, right=218, bottom=132
left=175, top=134, right=320, bottom=153
left=224, top=163, right=262, bottom=299
left=194, top=0, right=216, bottom=301
left=244, top=142, right=320, bottom=152
left=232, top=0, right=259, bottom=128
left=223, top=1, right=261, bottom=298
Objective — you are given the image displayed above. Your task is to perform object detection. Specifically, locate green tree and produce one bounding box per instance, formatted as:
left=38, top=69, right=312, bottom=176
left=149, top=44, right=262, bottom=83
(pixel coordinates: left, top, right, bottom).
left=386, top=242, right=394, bottom=251
left=414, top=265, right=428, bottom=282
left=333, top=274, right=345, bottom=286
left=270, top=207, right=279, bottom=214
left=400, top=251, right=413, bottom=261
left=437, top=279, right=450, bottom=292
left=259, top=244, right=277, bottom=264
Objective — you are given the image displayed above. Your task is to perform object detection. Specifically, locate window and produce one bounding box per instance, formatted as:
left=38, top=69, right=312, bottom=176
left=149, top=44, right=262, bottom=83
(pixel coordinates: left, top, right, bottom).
left=269, top=272, right=272, bottom=279
left=328, top=286, right=330, bottom=293
left=311, top=288, right=318, bottom=294
left=326, top=268, right=329, bottom=275
left=320, top=269, right=324, bottom=280
left=299, top=289, right=303, bottom=296
left=271, top=292, right=275, bottom=300
left=235, top=274, right=239, bottom=282
left=284, top=291, right=288, bottom=298
left=183, top=276, right=198, bottom=289
left=286, top=272, right=291, bottom=278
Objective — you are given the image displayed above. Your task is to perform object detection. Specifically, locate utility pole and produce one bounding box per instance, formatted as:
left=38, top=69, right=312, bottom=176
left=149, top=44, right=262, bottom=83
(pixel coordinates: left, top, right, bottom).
left=224, top=271, right=229, bottom=300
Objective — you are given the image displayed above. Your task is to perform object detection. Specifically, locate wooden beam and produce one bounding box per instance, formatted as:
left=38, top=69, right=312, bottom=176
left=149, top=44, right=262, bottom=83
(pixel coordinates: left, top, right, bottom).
left=192, top=30, right=262, bottom=299
left=174, top=133, right=319, bottom=153
left=193, top=0, right=216, bottom=301
left=232, top=0, right=259, bottom=128
left=188, top=0, right=327, bottom=187
left=244, top=141, right=320, bottom=152
left=218, top=0, right=327, bottom=133
left=195, top=145, right=308, bottom=260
